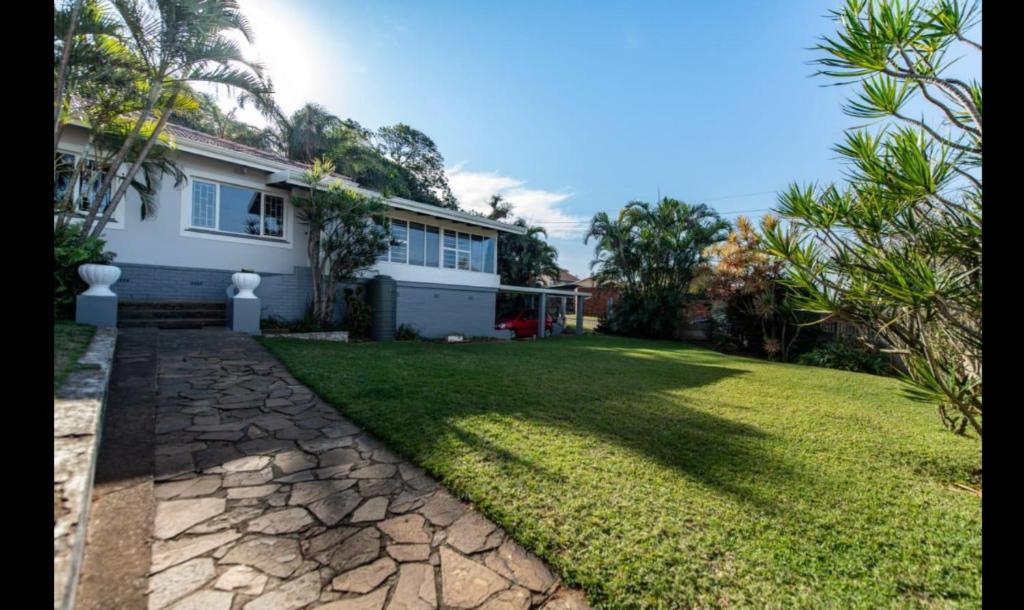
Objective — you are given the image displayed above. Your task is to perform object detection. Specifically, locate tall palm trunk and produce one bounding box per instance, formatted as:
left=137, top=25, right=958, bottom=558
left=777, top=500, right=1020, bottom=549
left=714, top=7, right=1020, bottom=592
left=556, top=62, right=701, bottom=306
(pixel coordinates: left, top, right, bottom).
left=79, top=82, right=163, bottom=239
left=54, top=0, right=84, bottom=160
left=89, top=92, right=176, bottom=238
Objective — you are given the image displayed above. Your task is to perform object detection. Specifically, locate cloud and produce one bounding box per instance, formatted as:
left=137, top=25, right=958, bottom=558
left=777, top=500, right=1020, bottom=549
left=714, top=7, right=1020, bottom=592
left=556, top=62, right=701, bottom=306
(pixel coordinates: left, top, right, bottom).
left=446, top=164, right=587, bottom=239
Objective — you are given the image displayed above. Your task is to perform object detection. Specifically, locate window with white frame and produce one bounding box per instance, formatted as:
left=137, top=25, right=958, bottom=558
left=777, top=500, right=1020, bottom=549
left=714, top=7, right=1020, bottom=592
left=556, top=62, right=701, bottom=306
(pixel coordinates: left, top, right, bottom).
left=376, top=219, right=494, bottom=273
left=444, top=230, right=475, bottom=270
left=54, top=153, right=115, bottom=216
left=190, top=179, right=285, bottom=238
left=390, top=219, right=408, bottom=263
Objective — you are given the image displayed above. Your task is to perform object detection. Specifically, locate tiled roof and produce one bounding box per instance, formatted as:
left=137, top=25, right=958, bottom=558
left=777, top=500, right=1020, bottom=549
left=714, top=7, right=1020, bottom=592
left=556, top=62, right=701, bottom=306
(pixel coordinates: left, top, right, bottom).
left=164, top=123, right=302, bottom=168
left=558, top=269, right=580, bottom=282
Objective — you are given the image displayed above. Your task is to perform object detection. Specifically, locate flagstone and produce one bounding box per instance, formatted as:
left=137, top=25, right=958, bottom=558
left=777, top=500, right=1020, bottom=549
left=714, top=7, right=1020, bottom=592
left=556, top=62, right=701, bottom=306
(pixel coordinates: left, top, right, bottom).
left=377, top=515, right=430, bottom=544
left=155, top=498, right=227, bottom=539
left=440, top=547, right=510, bottom=608
left=332, top=557, right=397, bottom=593
left=314, top=586, right=389, bottom=610
left=243, top=570, right=322, bottom=610
left=147, top=558, right=215, bottom=610
left=151, top=530, right=242, bottom=573
left=214, top=565, right=268, bottom=595
left=387, top=563, right=437, bottom=610
left=220, top=536, right=304, bottom=578
left=246, top=507, right=315, bottom=534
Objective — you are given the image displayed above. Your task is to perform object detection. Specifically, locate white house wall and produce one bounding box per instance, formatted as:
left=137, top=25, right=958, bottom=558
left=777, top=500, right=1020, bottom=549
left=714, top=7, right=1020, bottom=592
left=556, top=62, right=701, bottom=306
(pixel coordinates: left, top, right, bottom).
left=103, top=151, right=311, bottom=275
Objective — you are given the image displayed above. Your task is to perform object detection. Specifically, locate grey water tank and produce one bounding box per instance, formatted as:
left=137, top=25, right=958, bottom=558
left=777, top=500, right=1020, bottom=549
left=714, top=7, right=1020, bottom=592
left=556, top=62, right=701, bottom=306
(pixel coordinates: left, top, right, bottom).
left=368, top=275, right=397, bottom=341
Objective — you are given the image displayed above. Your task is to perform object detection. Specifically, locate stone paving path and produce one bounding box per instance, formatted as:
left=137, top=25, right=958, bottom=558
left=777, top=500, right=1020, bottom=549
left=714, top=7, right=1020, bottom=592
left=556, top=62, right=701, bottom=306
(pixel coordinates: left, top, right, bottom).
left=146, top=329, right=591, bottom=610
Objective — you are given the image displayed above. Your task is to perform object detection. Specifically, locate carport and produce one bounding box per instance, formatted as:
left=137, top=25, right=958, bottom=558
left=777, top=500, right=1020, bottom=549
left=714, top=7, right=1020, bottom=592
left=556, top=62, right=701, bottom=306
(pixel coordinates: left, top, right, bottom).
left=497, top=284, right=591, bottom=337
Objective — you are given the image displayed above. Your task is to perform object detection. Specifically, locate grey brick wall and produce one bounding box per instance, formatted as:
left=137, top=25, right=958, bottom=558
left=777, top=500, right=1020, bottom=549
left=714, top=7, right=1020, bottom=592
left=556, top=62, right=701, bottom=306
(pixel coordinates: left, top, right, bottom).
left=114, top=263, right=314, bottom=321
left=259, top=267, right=313, bottom=321
left=395, top=283, right=500, bottom=339
left=115, top=264, right=235, bottom=302
left=111, top=265, right=501, bottom=336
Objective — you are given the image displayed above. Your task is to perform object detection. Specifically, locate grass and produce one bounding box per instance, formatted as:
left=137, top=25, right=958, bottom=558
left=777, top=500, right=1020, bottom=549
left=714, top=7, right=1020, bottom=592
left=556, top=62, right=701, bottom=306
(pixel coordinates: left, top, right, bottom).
left=261, top=334, right=981, bottom=609
left=54, top=321, right=96, bottom=393
left=564, top=314, right=601, bottom=332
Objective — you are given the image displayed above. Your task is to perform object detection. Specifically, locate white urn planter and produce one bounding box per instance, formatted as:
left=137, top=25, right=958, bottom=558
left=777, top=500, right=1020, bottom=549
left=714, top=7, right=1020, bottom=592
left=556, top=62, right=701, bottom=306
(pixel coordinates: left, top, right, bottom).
left=78, top=264, right=121, bottom=297
left=231, top=272, right=261, bottom=299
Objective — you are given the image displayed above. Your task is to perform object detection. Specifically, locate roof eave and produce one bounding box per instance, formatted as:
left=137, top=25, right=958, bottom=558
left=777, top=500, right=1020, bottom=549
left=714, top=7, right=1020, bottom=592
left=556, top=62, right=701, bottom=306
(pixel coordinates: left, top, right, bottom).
left=270, top=169, right=527, bottom=235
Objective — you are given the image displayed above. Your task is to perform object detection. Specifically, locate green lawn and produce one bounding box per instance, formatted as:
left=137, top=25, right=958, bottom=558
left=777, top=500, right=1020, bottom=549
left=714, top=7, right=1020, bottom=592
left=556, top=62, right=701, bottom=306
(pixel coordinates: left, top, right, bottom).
left=261, top=334, right=981, bottom=609
left=564, top=315, right=601, bottom=332
left=54, top=321, right=96, bottom=393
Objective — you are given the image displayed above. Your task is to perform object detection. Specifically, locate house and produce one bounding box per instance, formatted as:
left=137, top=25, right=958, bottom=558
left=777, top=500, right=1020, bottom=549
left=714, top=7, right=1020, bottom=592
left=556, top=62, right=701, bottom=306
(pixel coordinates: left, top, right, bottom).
left=539, top=268, right=579, bottom=287
left=554, top=276, right=620, bottom=317
left=56, top=122, right=528, bottom=338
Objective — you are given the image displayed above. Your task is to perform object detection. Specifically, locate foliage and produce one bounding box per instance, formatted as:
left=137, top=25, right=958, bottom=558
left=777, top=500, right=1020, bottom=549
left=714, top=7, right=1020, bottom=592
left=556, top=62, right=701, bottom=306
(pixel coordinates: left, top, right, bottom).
left=342, top=287, right=373, bottom=338
left=262, top=334, right=981, bottom=609
left=54, top=0, right=275, bottom=242
left=586, top=198, right=730, bottom=339
left=293, top=158, right=391, bottom=328
left=396, top=323, right=421, bottom=341
left=486, top=195, right=559, bottom=287
left=53, top=223, right=114, bottom=319
left=376, top=123, right=459, bottom=208
left=172, top=91, right=278, bottom=150
left=760, top=0, right=982, bottom=438
left=798, top=339, right=892, bottom=376
left=216, top=102, right=461, bottom=209
left=696, top=215, right=820, bottom=360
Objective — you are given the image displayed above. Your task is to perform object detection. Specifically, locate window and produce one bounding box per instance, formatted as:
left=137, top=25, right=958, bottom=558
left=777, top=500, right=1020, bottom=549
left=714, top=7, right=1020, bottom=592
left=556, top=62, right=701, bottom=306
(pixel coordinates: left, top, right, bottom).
left=375, top=218, right=390, bottom=262
left=78, top=160, right=113, bottom=213
left=378, top=221, right=493, bottom=273
left=457, top=232, right=472, bottom=270
left=190, top=179, right=285, bottom=239
left=443, top=230, right=457, bottom=269
left=408, top=222, right=425, bottom=266
left=54, top=153, right=74, bottom=204
left=471, top=235, right=484, bottom=272
left=390, top=220, right=408, bottom=263
left=483, top=236, right=495, bottom=273
left=263, top=195, right=284, bottom=237
left=425, top=226, right=440, bottom=267
left=53, top=154, right=113, bottom=214
left=191, top=181, right=216, bottom=228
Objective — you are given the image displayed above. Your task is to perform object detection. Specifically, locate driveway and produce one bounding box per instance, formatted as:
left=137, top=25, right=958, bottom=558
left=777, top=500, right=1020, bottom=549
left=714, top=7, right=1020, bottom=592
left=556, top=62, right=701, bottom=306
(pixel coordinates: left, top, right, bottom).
left=77, top=328, right=589, bottom=610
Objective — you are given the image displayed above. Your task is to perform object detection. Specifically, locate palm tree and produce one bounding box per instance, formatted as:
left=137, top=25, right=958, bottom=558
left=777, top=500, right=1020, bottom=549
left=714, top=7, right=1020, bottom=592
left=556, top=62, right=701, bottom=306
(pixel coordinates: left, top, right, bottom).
left=585, top=197, right=730, bottom=337
left=56, top=0, right=275, bottom=240
left=485, top=194, right=513, bottom=221
left=277, top=103, right=344, bottom=162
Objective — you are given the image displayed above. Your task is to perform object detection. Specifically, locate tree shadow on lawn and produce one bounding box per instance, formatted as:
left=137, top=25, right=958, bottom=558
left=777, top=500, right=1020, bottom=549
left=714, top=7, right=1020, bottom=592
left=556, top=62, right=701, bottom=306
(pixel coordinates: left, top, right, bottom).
left=341, top=338, right=809, bottom=514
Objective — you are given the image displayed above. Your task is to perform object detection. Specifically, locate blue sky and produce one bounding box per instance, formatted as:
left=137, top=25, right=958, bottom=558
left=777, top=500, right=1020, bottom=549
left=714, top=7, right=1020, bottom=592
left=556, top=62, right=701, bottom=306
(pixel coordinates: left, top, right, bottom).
left=224, top=0, right=978, bottom=278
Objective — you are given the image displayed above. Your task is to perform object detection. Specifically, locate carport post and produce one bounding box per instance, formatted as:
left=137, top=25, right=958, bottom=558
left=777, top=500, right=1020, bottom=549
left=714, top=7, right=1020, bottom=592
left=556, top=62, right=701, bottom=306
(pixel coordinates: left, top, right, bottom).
left=575, top=293, right=584, bottom=335
left=537, top=293, right=547, bottom=338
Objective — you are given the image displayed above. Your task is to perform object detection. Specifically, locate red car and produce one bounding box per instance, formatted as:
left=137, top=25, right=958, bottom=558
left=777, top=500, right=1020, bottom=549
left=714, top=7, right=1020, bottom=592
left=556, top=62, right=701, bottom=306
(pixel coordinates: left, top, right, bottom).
left=496, top=309, right=553, bottom=338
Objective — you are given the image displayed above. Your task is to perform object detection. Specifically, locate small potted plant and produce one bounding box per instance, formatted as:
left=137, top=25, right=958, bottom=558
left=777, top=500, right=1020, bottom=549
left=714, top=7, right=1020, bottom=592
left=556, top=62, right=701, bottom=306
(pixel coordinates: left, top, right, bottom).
left=232, top=268, right=261, bottom=299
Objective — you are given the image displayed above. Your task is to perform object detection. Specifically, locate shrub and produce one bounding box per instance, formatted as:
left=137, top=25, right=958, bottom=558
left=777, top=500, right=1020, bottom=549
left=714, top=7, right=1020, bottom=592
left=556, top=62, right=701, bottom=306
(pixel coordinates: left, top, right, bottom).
left=54, top=224, right=114, bottom=319
left=797, top=340, right=891, bottom=376
left=396, top=324, right=421, bottom=341
left=343, top=287, right=373, bottom=338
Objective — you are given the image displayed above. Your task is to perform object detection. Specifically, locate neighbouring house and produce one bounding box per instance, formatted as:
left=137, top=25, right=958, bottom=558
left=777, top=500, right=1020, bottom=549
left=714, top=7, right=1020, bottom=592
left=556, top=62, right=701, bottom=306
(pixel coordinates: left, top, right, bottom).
left=56, top=122, right=528, bottom=338
left=539, top=268, right=579, bottom=287
left=555, top=276, right=620, bottom=318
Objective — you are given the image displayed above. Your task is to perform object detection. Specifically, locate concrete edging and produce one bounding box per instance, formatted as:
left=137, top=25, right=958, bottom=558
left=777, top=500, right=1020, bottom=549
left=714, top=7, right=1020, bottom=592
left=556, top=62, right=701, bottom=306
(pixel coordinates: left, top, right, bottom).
left=54, top=327, right=118, bottom=610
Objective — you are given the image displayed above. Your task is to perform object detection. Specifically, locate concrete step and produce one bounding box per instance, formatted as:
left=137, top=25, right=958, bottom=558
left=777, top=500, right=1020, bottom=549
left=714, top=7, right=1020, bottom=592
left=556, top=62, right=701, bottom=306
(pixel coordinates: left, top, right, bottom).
left=118, top=318, right=226, bottom=329
left=119, top=308, right=226, bottom=320
left=119, top=301, right=225, bottom=311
